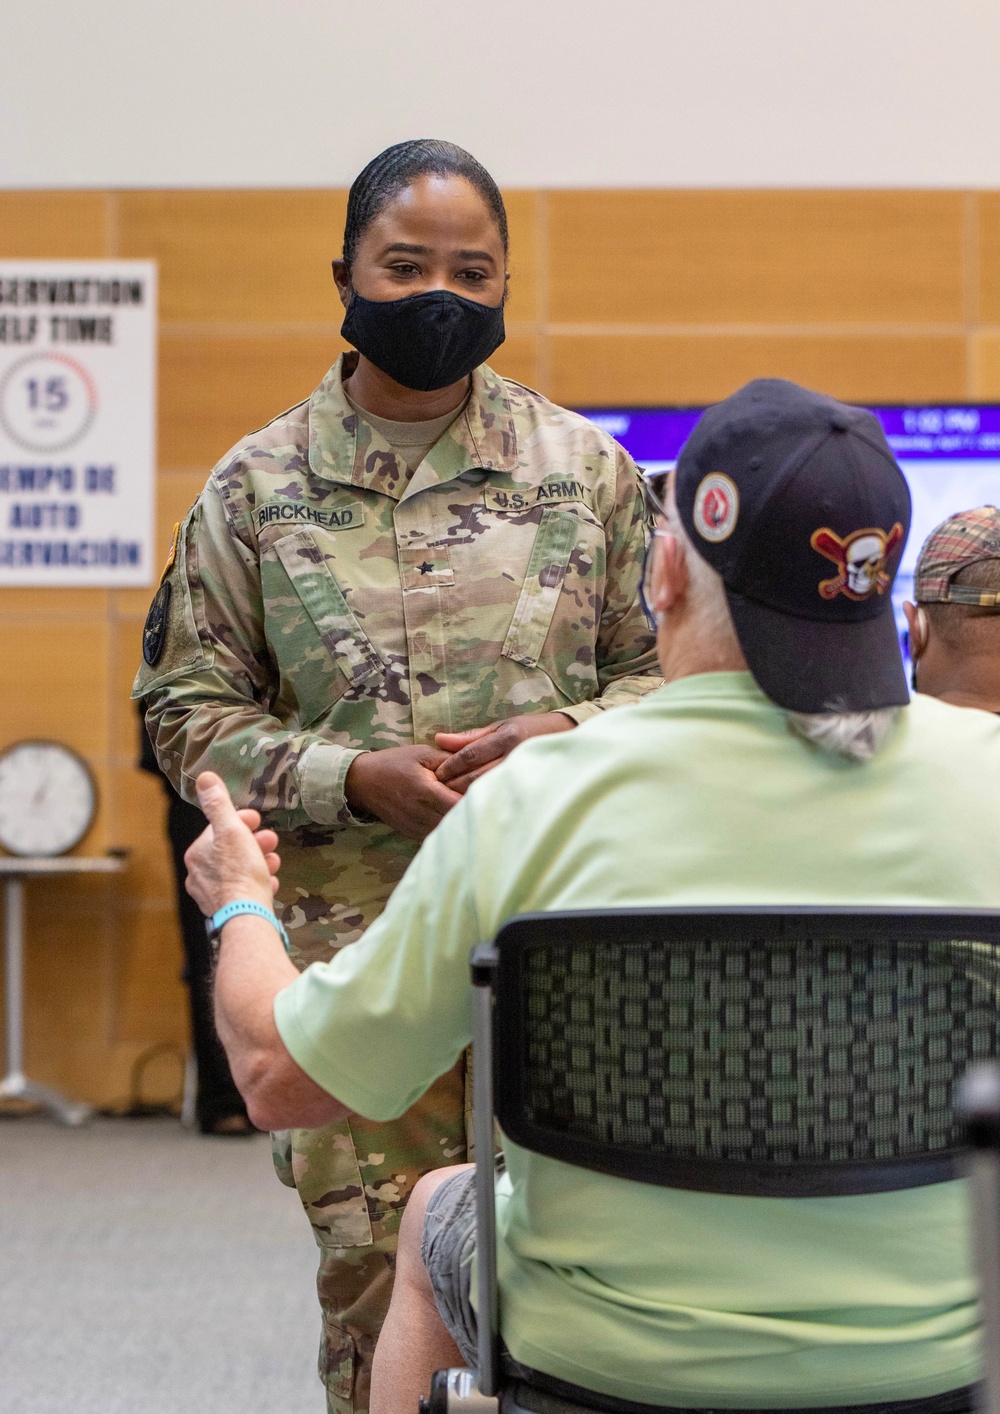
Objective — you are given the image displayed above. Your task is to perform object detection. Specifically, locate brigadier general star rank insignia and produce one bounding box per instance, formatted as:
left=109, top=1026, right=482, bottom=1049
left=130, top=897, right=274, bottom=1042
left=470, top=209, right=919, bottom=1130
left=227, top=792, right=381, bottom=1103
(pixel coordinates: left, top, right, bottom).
left=142, top=581, right=172, bottom=666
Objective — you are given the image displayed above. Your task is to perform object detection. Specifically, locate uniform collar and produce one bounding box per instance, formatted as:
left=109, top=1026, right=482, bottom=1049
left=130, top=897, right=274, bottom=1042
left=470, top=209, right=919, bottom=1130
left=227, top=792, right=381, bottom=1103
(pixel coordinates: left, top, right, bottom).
left=308, top=352, right=518, bottom=499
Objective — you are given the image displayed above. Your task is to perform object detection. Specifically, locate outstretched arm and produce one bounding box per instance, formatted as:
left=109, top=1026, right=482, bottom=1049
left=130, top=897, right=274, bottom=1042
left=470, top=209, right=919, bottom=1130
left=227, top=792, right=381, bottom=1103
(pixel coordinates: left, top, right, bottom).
left=184, top=772, right=351, bottom=1130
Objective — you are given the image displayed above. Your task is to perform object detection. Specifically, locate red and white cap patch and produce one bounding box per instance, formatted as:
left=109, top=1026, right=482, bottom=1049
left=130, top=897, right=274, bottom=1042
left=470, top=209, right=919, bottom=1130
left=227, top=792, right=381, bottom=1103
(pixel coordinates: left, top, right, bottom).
left=693, top=473, right=739, bottom=542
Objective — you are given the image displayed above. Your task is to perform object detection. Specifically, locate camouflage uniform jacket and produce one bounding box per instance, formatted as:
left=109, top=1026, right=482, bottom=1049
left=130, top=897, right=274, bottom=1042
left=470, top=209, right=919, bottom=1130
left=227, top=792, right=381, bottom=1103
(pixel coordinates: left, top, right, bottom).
left=134, top=353, right=660, bottom=966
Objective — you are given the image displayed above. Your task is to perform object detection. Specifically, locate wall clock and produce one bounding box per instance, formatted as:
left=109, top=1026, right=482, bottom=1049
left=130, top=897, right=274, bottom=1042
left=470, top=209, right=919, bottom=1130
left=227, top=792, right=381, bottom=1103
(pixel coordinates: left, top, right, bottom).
left=0, top=740, right=97, bottom=857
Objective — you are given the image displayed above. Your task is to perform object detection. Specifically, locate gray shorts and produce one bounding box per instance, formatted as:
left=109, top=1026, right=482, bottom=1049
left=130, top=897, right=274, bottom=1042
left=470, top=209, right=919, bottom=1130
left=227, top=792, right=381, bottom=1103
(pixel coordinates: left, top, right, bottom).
left=421, top=1165, right=479, bottom=1370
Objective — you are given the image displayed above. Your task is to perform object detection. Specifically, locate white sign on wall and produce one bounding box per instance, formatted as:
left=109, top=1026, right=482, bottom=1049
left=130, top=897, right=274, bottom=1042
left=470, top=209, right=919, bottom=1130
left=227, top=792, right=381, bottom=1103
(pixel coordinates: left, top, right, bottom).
left=0, top=260, right=156, bottom=587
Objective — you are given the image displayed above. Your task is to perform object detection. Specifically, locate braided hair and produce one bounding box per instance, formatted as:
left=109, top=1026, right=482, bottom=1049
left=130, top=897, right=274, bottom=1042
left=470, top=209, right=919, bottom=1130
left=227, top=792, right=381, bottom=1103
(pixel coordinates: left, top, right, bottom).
left=342, top=140, right=509, bottom=269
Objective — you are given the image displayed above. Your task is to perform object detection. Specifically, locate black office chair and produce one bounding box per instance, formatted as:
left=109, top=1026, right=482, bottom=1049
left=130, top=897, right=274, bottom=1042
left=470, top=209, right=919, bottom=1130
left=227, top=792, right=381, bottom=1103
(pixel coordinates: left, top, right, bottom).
left=956, top=1063, right=1000, bottom=1414
left=423, top=906, right=1000, bottom=1414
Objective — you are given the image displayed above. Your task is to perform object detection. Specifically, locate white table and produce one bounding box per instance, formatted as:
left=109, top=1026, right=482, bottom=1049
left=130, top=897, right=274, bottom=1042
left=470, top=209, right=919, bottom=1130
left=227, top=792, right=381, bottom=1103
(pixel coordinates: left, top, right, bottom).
left=0, top=855, right=127, bottom=1125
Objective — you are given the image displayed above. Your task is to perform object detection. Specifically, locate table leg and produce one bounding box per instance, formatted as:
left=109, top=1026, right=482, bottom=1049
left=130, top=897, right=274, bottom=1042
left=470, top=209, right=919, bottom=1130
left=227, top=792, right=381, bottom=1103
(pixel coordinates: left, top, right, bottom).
left=4, top=874, right=24, bottom=1078
left=0, top=875, right=93, bottom=1126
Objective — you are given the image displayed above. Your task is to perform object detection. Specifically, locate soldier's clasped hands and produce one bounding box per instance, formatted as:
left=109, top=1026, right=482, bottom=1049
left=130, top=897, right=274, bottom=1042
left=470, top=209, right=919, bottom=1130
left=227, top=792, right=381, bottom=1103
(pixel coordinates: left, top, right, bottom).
left=343, top=713, right=576, bottom=841
left=434, top=711, right=575, bottom=794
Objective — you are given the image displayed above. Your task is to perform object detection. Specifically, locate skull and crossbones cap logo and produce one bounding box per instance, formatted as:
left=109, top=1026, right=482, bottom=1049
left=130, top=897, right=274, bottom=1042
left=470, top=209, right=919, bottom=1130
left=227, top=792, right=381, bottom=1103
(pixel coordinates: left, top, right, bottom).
left=674, top=379, right=911, bottom=714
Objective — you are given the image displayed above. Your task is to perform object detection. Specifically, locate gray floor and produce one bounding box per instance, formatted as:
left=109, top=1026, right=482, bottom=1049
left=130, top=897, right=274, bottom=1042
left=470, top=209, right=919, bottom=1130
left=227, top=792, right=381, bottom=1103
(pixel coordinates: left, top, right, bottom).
left=0, top=1116, right=326, bottom=1413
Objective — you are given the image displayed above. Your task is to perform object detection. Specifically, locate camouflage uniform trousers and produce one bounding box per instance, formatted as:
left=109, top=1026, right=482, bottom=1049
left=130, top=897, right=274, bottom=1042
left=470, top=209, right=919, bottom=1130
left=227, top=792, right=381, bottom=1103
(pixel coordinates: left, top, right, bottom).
left=274, top=1054, right=473, bottom=1414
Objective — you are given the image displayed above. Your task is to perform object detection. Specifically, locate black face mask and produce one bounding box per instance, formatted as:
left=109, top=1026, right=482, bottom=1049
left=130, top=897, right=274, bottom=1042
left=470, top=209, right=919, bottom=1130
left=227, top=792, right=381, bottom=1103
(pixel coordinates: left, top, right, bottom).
left=340, top=288, right=505, bottom=392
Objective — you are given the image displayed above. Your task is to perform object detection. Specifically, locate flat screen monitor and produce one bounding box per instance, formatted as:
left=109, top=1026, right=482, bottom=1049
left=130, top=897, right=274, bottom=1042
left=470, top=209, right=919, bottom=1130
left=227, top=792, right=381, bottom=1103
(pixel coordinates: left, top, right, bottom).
left=579, top=403, right=1000, bottom=656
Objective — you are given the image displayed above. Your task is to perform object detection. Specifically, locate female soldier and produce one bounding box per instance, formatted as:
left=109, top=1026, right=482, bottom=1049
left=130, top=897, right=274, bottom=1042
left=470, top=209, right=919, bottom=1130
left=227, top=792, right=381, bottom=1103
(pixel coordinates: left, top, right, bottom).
left=135, top=139, right=659, bottom=1414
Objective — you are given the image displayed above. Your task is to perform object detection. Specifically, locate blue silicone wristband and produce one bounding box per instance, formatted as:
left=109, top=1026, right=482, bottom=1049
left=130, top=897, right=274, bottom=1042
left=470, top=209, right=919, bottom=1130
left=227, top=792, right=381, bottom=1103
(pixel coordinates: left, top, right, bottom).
left=207, top=899, right=290, bottom=953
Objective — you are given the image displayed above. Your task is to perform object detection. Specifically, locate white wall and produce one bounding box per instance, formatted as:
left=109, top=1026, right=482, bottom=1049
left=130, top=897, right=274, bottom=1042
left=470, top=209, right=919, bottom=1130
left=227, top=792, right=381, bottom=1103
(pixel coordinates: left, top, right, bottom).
left=4, top=0, right=999, bottom=189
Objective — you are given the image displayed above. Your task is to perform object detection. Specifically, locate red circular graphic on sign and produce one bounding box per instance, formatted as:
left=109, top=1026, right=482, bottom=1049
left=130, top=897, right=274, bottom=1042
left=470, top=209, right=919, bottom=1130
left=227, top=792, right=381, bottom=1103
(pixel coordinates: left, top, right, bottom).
left=0, top=351, right=98, bottom=453
left=693, top=473, right=739, bottom=542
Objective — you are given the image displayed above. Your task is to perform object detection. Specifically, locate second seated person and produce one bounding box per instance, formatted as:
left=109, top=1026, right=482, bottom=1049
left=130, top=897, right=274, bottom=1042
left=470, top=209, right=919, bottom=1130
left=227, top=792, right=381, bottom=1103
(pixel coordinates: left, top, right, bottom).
left=133, top=138, right=660, bottom=1414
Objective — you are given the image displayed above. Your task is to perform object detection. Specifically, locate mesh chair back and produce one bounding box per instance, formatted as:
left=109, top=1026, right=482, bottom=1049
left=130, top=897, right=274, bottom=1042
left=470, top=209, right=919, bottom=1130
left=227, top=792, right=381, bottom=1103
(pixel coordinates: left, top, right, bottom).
left=489, top=908, right=1000, bottom=1197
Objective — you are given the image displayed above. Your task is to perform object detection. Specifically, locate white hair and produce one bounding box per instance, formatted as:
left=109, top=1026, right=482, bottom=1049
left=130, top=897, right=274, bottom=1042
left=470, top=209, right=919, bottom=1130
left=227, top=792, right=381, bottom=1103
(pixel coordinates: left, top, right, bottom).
left=673, top=510, right=902, bottom=764
left=785, top=708, right=902, bottom=763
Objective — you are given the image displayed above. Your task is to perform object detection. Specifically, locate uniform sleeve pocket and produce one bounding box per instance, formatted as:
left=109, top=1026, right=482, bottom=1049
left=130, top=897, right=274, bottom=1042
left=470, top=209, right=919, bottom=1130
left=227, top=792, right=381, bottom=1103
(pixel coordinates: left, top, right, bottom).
left=274, top=531, right=385, bottom=690
left=501, top=508, right=580, bottom=668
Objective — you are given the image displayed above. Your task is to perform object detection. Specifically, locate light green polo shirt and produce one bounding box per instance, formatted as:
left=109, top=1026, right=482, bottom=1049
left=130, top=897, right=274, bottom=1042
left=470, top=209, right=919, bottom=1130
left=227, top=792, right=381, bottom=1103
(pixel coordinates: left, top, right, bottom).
left=275, top=673, right=1000, bottom=1407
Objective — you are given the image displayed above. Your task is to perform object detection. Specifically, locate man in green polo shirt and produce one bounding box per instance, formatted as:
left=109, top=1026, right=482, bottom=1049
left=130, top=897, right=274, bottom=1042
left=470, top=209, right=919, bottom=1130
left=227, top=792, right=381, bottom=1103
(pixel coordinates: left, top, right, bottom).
left=186, top=380, right=1000, bottom=1413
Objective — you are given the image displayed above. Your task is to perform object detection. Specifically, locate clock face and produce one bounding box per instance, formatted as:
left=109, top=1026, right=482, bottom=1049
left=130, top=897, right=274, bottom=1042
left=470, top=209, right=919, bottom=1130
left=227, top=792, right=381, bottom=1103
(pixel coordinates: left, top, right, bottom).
left=0, top=740, right=97, bottom=857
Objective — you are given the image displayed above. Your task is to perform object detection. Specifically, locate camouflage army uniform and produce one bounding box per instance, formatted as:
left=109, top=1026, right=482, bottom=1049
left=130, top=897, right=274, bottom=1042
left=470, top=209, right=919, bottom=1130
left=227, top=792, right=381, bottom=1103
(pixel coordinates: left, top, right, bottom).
left=134, top=352, right=660, bottom=1413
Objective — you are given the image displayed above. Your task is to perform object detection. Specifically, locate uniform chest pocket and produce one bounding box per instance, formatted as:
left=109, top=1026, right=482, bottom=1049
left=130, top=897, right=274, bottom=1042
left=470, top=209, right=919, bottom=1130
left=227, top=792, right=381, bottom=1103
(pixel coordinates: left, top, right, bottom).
left=271, top=531, right=385, bottom=720
left=501, top=507, right=583, bottom=668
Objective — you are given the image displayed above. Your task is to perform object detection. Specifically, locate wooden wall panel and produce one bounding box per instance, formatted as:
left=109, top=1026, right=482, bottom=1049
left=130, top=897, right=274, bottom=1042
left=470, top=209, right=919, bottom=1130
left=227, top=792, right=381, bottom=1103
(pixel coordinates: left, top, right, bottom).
left=158, top=332, right=344, bottom=469
left=500, top=190, right=540, bottom=325
left=20, top=872, right=131, bottom=1104
left=547, top=191, right=967, bottom=326
left=114, top=904, right=189, bottom=1045
left=0, top=192, right=109, bottom=257
left=111, top=767, right=176, bottom=900
left=0, top=586, right=110, bottom=617
left=972, top=332, right=1000, bottom=399
left=1, top=185, right=997, bottom=1110
left=23, top=881, right=113, bottom=1045
left=0, top=619, right=111, bottom=766
left=979, top=193, right=1000, bottom=325
left=486, top=334, right=541, bottom=390
left=118, top=190, right=349, bottom=323
left=550, top=333, right=971, bottom=408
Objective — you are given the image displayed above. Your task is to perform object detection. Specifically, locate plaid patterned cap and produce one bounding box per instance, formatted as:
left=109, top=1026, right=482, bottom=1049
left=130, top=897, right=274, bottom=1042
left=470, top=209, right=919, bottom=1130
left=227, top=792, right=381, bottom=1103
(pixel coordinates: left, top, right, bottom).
left=913, top=505, right=1000, bottom=605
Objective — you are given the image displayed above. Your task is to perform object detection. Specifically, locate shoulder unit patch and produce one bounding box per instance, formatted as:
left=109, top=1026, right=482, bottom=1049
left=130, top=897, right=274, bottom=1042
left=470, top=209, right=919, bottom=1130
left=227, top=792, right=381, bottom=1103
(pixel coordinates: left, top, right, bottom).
left=142, top=581, right=172, bottom=666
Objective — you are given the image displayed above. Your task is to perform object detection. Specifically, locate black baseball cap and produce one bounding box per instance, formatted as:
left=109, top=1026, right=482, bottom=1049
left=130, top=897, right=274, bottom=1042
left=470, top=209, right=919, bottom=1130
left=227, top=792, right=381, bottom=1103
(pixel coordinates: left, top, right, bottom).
left=674, top=379, right=911, bottom=714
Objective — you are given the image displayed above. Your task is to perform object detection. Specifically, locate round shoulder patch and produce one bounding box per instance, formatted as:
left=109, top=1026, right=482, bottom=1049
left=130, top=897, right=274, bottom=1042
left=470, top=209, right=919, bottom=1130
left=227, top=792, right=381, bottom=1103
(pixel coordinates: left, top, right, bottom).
left=142, top=581, right=172, bottom=667
left=693, top=473, right=739, bottom=542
